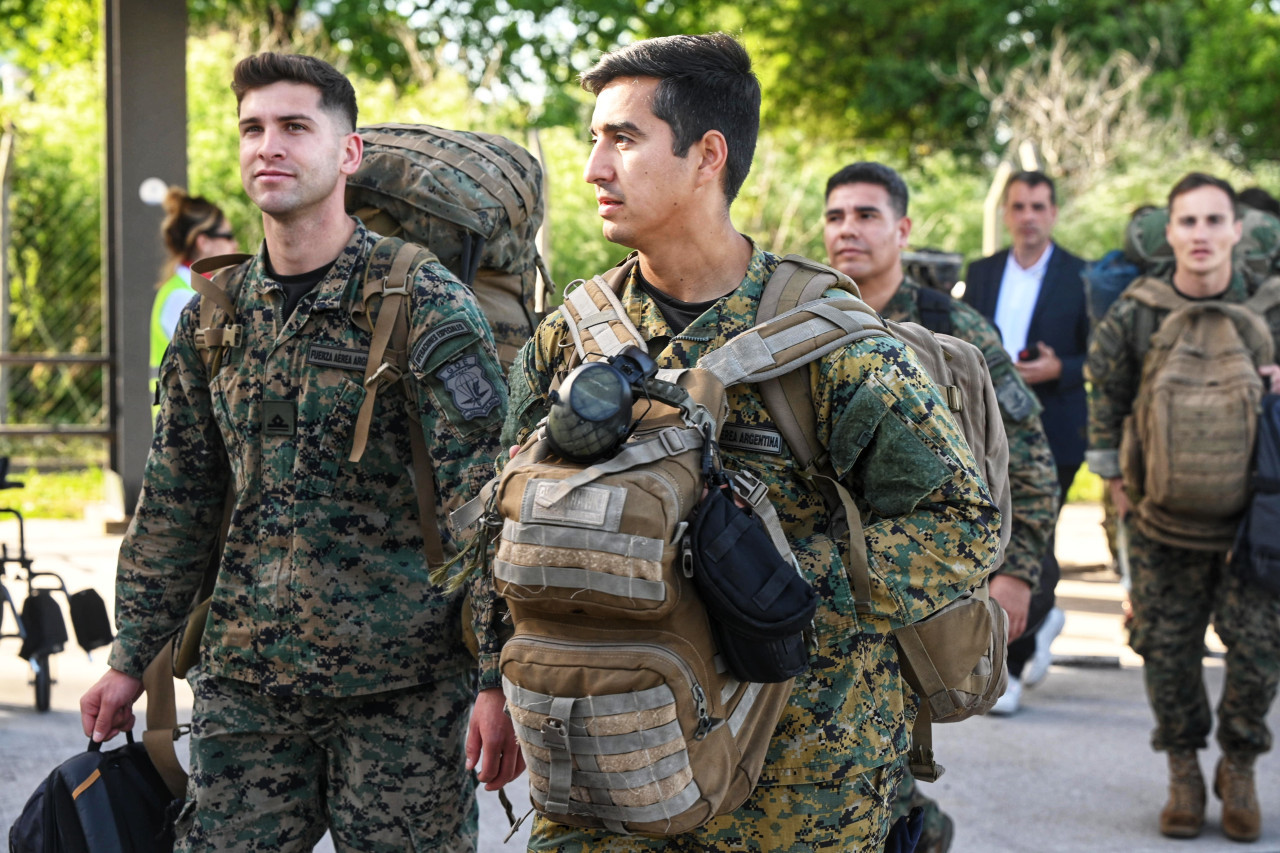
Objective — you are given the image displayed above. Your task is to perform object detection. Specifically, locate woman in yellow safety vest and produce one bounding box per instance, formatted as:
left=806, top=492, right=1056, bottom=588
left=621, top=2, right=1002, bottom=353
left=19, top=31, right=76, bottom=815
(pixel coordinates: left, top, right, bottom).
left=151, top=188, right=238, bottom=417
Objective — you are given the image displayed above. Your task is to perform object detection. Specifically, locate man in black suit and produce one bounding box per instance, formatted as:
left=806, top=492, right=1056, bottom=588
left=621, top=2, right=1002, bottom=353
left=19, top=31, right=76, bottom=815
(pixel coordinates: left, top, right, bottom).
left=964, top=170, right=1089, bottom=714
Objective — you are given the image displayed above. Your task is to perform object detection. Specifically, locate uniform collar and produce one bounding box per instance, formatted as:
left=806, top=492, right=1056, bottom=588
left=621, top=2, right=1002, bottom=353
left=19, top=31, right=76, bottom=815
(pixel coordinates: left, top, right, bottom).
left=251, top=218, right=370, bottom=314
left=613, top=242, right=778, bottom=368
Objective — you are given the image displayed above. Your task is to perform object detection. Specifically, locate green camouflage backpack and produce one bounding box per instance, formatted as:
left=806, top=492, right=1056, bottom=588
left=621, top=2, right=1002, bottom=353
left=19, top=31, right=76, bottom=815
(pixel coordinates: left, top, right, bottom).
left=1124, top=206, right=1280, bottom=282
left=346, top=123, right=554, bottom=368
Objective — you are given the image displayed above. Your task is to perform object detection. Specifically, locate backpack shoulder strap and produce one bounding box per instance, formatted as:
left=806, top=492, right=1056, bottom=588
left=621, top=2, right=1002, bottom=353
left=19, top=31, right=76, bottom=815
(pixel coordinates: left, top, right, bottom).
left=756, top=254, right=859, bottom=323
left=190, top=253, right=254, bottom=374
left=915, top=286, right=954, bottom=336
left=559, top=255, right=645, bottom=363
left=1247, top=275, right=1280, bottom=316
left=348, top=236, right=448, bottom=567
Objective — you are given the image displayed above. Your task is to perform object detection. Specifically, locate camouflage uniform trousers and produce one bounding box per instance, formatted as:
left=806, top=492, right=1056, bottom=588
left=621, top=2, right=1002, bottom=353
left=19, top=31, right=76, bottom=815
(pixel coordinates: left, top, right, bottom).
left=174, top=668, right=478, bottom=852
left=885, top=756, right=949, bottom=848
left=525, top=762, right=902, bottom=853
left=1127, top=525, right=1280, bottom=756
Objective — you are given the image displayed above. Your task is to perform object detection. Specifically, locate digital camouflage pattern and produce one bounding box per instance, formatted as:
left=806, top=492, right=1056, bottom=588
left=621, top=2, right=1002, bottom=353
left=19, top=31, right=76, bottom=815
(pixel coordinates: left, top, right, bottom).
left=1123, top=206, right=1280, bottom=282
left=496, top=246, right=1001, bottom=849
left=882, top=275, right=1060, bottom=591
left=526, top=762, right=902, bottom=853
left=174, top=667, right=477, bottom=851
left=1125, top=524, right=1280, bottom=757
left=1087, top=267, right=1280, bottom=762
left=347, top=123, right=551, bottom=367
left=108, top=221, right=508, bottom=696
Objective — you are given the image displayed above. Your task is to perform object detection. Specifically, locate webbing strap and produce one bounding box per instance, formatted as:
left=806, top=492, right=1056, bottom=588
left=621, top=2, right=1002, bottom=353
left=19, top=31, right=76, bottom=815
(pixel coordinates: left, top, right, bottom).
left=544, top=695, right=575, bottom=812
left=141, top=642, right=188, bottom=799
left=493, top=560, right=667, bottom=602
left=529, top=776, right=702, bottom=825
left=348, top=237, right=446, bottom=568
left=349, top=239, right=418, bottom=463
left=538, top=427, right=702, bottom=505
left=726, top=680, right=763, bottom=737
left=514, top=717, right=685, bottom=755
left=502, top=518, right=665, bottom=562
left=524, top=751, right=690, bottom=792
left=893, top=623, right=959, bottom=720
left=906, top=703, right=944, bottom=783
left=503, top=677, right=674, bottom=717
left=697, top=299, right=884, bottom=386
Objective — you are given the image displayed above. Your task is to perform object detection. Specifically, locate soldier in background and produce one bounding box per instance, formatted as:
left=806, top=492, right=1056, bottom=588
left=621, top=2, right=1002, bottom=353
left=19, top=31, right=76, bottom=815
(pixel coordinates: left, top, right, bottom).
left=823, top=161, right=1060, bottom=853
left=1087, top=172, right=1280, bottom=842
left=80, top=53, right=520, bottom=851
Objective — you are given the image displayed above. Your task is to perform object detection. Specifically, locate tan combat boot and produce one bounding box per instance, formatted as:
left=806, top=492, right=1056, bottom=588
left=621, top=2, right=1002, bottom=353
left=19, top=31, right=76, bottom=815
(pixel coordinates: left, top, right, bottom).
left=1214, top=753, right=1261, bottom=842
left=1160, top=751, right=1206, bottom=838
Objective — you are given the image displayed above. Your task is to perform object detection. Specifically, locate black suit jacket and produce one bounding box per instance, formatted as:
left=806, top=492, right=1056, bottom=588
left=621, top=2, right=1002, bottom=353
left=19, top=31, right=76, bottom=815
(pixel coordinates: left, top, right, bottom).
left=964, top=245, right=1090, bottom=471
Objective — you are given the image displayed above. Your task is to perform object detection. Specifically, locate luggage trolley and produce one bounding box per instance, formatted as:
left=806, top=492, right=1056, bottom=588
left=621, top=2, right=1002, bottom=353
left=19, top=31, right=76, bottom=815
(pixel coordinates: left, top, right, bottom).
left=0, top=458, right=113, bottom=711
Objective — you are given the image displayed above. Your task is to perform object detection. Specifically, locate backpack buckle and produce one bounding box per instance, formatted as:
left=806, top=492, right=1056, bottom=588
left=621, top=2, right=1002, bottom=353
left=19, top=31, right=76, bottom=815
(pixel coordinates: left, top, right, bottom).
left=729, top=470, right=768, bottom=509
left=364, top=361, right=402, bottom=391
left=381, top=282, right=409, bottom=298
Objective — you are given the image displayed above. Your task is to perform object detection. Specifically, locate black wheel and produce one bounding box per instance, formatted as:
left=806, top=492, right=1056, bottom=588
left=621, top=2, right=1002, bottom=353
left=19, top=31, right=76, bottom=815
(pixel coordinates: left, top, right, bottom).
left=34, top=652, right=51, bottom=712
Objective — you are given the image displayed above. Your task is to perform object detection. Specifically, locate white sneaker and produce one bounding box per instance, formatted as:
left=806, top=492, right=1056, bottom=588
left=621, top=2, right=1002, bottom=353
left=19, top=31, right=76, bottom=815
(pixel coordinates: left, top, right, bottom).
left=991, top=676, right=1022, bottom=716
left=1024, top=606, right=1065, bottom=687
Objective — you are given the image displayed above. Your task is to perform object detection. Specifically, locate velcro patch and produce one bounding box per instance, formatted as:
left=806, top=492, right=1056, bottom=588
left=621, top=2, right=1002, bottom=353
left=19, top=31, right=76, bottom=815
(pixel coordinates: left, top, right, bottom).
left=307, top=344, right=369, bottom=372
left=436, top=354, right=500, bottom=420
left=263, top=400, right=297, bottom=437
left=523, top=480, right=627, bottom=531
left=411, top=320, right=471, bottom=373
left=719, top=423, right=783, bottom=455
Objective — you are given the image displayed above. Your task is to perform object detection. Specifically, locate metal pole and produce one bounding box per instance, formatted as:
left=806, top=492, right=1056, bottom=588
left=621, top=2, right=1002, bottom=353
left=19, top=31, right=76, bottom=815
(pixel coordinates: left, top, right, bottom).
left=104, top=0, right=187, bottom=514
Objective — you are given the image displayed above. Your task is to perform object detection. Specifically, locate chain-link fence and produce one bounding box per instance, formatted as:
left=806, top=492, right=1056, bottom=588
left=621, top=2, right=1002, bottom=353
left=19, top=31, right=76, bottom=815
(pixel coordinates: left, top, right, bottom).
left=1, top=127, right=108, bottom=467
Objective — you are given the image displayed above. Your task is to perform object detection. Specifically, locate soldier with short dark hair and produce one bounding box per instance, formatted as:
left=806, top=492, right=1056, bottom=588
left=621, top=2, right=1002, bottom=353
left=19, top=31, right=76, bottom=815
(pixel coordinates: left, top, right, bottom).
left=823, top=161, right=1060, bottom=853
left=1087, top=171, right=1280, bottom=842
left=80, top=52, right=521, bottom=851
left=498, top=33, right=1002, bottom=852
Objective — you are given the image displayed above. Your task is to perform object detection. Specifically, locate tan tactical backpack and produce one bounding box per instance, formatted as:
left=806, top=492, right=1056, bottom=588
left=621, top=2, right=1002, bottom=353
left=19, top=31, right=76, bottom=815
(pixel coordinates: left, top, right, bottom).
left=1120, top=276, right=1280, bottom=550
left=346, top=123, right=554, bottom=368
left=490, top=352, right=800, bottom=835
left=552, top=255, right=1010, bottom=784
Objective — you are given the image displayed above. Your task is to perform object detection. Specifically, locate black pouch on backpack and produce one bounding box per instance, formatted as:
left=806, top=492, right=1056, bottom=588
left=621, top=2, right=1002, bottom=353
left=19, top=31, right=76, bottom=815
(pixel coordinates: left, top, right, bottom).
left=8, top=733, right=178, bottom=853
left=1230, top=393, right=1280, bottom=594
left=687, top=483, right=817, bottom=683
left=18, top=590, right=68, bottom=661
left=68, top=588, right=114, bottom=653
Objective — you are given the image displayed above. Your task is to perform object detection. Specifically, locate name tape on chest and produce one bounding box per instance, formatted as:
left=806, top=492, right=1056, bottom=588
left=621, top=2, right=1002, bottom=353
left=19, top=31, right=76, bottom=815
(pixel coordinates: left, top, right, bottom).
left=719, top=423, right=783, bottom=455
left=306, top=344, right=369, bottom=372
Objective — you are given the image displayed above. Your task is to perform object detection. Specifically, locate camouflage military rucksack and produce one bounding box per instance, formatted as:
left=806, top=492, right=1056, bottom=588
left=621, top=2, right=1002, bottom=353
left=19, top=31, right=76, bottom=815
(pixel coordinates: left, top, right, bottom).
left=554, top=255, right=1010, bottom=783
left=346, top=123, right=554, bottom=368
left=1120, top=276, right=1280, bottom=550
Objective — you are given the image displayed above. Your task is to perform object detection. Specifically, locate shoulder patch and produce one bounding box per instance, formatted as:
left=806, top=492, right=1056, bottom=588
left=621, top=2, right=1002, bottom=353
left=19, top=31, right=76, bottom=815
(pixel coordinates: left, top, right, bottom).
left=411, top=320, right=471, bottom=373
left=437, top=354, right=501, bottom=420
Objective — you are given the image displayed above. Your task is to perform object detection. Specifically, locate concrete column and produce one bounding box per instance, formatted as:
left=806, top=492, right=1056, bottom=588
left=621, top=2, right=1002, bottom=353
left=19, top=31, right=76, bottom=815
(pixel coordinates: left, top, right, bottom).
left=104, top=0, right=187, bottom=513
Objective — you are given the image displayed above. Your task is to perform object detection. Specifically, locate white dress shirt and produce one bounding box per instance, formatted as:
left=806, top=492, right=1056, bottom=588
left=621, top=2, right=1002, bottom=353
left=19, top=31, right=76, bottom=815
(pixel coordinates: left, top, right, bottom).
left=993, top=243, right=1054, bottom=359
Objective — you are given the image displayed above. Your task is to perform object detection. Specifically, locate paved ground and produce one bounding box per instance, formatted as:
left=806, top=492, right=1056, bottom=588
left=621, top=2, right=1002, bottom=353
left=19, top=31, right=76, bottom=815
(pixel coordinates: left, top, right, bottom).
left=2, top=505, right=1278, bottom=852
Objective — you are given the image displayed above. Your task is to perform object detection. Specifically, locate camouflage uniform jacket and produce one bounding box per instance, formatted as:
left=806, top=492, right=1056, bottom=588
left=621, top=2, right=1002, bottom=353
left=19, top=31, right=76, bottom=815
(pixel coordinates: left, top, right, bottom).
left=498, top=247, right=1002, bottom=784
left=107, top=222, right=507, bottom=697
left=1086, top=270, right=1280, bottom=478
left=883, top=275, right=1060, bottom=590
